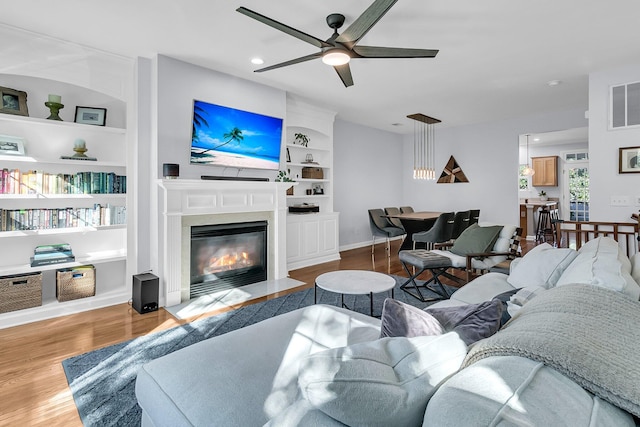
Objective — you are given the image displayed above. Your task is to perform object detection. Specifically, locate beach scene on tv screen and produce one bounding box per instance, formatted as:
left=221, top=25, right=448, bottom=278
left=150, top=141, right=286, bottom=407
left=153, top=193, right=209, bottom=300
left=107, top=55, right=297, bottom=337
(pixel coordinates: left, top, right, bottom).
left=190, top=100, right=283, bottom=170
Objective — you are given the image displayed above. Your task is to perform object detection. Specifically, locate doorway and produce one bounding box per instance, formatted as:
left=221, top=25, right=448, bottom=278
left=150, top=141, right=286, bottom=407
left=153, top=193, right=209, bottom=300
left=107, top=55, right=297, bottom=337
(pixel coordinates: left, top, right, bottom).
left=563, top=157, right=590, bottom=221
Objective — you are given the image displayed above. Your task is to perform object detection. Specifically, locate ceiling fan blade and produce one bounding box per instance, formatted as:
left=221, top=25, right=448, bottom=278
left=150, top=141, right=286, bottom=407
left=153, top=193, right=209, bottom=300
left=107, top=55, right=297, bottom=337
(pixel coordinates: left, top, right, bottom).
left=237, top=7, right=332, bottom=49
left=254, top=52, right=322, bottom=73
left=335, top=0, right=397, bottom=49
left=334, top=63, right=354, bottom=87
left=352, top=46, right=439, bottom=58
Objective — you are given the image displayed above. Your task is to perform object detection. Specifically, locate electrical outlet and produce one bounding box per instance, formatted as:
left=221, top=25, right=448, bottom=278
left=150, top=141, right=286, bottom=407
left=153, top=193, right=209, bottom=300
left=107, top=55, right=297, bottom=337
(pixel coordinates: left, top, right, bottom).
left=611, top=195, right=630, bottom=206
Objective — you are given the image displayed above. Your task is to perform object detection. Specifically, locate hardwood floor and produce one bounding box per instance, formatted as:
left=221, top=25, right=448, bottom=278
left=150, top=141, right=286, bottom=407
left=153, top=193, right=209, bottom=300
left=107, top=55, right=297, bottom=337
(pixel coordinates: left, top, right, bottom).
left=0, top=239, right=536, bottom=425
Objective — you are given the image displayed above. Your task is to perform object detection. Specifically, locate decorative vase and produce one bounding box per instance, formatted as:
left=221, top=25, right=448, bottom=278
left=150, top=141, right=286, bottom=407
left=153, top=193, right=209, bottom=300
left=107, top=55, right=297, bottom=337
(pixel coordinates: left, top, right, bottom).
left=540, top=195, right=548, bottom=201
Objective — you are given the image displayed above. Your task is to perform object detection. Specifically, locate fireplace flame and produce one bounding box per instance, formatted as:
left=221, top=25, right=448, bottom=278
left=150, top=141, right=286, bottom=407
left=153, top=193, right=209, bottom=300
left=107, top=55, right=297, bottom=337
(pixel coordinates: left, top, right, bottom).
left=205, top=251, right=253, bottom=273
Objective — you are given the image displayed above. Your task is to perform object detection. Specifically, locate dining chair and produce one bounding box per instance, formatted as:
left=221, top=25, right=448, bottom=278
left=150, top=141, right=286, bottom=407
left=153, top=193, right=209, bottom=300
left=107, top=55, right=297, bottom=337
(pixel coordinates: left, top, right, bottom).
left=400, top=206, right=414, bottom=214
left=451, top=210, right=471, bottom=239
left=368, top=209, right=405, bottom=274
left=384, top=207, right=405, bottom=230
left=412, top=212, right=455, bottom=249
left=469, top=209, right=481, bottom=225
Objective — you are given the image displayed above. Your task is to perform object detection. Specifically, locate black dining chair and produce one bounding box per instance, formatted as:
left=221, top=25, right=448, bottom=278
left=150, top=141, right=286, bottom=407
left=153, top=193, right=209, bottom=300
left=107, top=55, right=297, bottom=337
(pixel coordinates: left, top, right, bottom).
left=451, top=210, right=471, bottom=240
left=412, top=212, right=455, bottom=249
left=368, top=209, right=405, bottom=273
left=469, top=209, right=481, bottom=225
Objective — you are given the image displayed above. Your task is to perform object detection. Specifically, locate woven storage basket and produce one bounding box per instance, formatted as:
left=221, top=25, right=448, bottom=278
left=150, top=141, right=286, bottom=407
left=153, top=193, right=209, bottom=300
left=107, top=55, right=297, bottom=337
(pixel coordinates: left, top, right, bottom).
left=302, top=167, right=323, bottom=179
left=56, top=265, right=96, bottom=302
left=0, top=272, right=42, bottom=313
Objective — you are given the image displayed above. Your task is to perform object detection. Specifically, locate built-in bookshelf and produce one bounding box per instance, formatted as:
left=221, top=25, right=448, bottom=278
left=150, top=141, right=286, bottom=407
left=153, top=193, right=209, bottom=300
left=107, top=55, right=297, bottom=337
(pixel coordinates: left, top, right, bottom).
left=0, top=94, right=129, bottom=327
left=284, top=96, right=340, bottom=270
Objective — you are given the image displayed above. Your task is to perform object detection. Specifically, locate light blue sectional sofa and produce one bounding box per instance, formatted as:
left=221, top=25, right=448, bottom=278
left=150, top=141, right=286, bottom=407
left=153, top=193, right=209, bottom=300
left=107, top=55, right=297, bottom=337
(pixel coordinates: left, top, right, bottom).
left=135, top=237, right=640, bottom=426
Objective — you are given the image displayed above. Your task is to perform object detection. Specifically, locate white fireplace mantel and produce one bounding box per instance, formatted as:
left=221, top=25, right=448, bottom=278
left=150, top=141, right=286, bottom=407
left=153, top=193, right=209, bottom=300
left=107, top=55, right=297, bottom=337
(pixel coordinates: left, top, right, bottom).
left=159, top=179, right=294, bottom=307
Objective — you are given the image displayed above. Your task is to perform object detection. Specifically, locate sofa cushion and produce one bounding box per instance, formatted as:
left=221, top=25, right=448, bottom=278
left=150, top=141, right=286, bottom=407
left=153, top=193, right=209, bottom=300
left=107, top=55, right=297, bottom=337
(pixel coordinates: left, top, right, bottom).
left=507, top=243, right=578, bottom=289
left=425, top=300, right=503, bottom=346
left=441, top=272, right=516, bottom=305
left=423, top=355, right=635, bottom=427
left=298, top=333, right=467, bottom=427
left=136, top=305, right=381, bottom=427
left=449, top=224, right=503, bottom=256
left=556, top=237, right=640, bottom=300
left=379, top=298, right=444, bottom=338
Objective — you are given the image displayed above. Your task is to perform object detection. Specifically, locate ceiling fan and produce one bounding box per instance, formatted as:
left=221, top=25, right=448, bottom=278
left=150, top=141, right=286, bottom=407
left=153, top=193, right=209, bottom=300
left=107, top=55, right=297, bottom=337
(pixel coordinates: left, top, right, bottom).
left=236, top=0, right=439, bottom=87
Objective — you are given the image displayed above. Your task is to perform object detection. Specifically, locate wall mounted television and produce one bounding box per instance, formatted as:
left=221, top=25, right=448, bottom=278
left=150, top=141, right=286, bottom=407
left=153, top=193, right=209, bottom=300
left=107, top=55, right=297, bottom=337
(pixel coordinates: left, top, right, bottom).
left=190, top=99, right=283, bottom=170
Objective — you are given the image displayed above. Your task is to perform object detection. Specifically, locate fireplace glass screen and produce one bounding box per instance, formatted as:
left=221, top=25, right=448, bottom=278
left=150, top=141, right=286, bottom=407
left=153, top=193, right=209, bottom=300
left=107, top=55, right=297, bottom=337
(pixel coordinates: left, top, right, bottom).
left=190, top=221, right=267, bottom=298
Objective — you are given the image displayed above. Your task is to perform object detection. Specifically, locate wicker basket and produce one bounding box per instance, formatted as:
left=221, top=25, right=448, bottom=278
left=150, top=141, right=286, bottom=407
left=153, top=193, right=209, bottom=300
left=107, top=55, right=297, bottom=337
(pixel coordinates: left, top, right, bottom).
left=0, top=272, right=42, bottom=313
left=56, top=265, right=96, bottom=302
left=302, top=167, right=323, bottom=179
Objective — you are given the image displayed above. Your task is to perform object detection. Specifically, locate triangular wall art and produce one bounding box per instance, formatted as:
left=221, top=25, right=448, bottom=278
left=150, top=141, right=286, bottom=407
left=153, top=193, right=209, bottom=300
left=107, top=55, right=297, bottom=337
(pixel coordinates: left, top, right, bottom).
left=437, top=156, right=469, bottom=183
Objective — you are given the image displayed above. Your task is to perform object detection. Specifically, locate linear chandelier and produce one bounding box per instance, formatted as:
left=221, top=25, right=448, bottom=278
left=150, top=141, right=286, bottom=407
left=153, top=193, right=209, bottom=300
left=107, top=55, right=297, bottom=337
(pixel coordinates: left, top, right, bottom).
left=407, top=113, right=441, bottom=180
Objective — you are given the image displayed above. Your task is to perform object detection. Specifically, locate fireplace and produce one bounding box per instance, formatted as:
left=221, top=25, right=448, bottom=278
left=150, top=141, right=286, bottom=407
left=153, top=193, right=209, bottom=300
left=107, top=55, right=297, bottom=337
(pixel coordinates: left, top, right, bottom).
left=190, top=221, right=267, bottom=298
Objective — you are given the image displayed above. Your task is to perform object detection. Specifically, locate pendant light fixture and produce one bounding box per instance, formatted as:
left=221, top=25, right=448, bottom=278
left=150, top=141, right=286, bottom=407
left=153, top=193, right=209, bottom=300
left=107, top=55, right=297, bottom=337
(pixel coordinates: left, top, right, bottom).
left=521, top=134, right=535, bottom=176
left=408, top=113, right=440, bottom=180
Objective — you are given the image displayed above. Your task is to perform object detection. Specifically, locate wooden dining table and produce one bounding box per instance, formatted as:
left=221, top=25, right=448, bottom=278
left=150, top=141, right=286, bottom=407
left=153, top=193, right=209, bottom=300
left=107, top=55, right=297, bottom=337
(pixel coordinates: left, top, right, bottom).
left=384, top=211, right=443, bottom=251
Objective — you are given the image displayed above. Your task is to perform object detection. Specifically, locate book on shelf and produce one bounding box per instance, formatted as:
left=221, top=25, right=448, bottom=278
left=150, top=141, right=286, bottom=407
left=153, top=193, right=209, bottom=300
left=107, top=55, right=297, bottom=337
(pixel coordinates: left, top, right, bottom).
left=32, top=250, right=74, bottom=260
left=1, top=204, right=127, bottom=231
left=0, top=168, right=127, bottom=195
left=34, top=243, right=72, bottom=253
left=30, top=255, right=75, bottom=267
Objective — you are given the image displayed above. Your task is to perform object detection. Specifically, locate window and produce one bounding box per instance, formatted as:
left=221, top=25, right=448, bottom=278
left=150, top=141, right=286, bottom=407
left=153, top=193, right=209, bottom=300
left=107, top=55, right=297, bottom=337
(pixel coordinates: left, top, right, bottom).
left=611, top=81, right=640, bottom=128
left=565, top=152, right=589, bottom=162
left=519, top=164, right=530, bottom=190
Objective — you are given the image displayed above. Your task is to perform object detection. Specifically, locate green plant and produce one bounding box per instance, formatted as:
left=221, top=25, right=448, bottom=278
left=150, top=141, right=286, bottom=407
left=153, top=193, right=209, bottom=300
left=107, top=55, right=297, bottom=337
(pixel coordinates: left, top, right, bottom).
left=275, top=170, right=295, bottom=182
left=538, top=190, right=547, bottom=196
left=293, top=133, right=310, bottom=147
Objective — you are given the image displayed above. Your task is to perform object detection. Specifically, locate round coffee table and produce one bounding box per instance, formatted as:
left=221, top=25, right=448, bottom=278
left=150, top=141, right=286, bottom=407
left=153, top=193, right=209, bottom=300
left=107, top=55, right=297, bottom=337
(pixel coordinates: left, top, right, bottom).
left=314, top=270, right=396, bottom=316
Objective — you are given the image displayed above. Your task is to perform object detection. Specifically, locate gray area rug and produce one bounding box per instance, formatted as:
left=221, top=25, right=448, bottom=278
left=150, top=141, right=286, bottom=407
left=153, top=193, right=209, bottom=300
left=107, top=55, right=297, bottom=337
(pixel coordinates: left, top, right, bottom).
left=62, top=275, right=454, bottom=426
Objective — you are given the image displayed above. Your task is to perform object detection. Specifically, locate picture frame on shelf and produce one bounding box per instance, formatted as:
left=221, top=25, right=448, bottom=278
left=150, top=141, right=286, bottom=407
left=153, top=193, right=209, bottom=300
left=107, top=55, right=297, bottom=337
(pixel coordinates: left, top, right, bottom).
left=619, top=146, right=640, bottom=173
left=312, top=183, right=324, bottom=195
left=0, top=134, right=26, bottom=156
left=74, top=106, right=107, bottom=126
left=0, top=86, right=29, bottom=117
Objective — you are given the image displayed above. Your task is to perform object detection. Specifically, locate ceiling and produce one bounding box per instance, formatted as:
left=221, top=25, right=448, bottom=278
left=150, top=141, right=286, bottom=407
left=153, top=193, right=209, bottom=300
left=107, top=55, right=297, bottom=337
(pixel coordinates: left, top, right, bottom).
left=2, top=0, right=640, bottom=134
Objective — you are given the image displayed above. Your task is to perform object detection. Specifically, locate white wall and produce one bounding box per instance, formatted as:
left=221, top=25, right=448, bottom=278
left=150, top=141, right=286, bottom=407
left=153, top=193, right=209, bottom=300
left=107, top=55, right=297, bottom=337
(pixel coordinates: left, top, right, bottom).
left=333, top=119, right=404, bottom=249
left=589, top=63, right=640, bottom=221
left=400, top=109, right=588, bottom=229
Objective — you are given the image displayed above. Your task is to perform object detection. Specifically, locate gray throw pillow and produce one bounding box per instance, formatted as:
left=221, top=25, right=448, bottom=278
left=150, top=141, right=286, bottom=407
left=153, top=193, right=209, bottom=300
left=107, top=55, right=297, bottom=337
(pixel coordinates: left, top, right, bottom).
left=379, top=298, right=445, bottom=338
left=425, top=299, right=504, bottom=345
left=449, top=224, right=503, bottom=256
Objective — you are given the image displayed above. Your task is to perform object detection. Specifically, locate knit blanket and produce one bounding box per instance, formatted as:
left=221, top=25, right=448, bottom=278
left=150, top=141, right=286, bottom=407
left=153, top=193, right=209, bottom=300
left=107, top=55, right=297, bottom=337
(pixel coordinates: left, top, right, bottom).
left=463, top=284, right=640, bottom=417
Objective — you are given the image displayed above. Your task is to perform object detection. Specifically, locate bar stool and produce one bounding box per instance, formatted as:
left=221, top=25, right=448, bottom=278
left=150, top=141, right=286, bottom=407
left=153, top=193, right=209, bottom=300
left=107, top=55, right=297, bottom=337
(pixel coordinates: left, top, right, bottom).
left=536, top=207, right=556, bottom=244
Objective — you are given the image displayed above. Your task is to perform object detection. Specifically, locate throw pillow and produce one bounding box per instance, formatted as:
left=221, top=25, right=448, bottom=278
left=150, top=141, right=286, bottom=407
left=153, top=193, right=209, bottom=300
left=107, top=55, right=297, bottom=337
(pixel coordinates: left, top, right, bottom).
left=492, top=288, right=521, bottom=327
left=298, top=334, right=468, bottom=427
left=506, top=243, right=578, bottom=289
left=449, top=224, right=503, bottom=256
left=379, top=298, right=445, bottom=338
left=425, top=299, right=504, bottom=345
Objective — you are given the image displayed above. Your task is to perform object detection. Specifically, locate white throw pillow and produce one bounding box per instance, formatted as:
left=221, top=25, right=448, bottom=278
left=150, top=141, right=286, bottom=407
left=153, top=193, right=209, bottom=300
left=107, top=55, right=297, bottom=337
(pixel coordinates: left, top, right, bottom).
left=507, top=243, right=578, bottom=289
left=556, top=237, right=640, bottom=300
left=297, top=333, right=467, bottom=427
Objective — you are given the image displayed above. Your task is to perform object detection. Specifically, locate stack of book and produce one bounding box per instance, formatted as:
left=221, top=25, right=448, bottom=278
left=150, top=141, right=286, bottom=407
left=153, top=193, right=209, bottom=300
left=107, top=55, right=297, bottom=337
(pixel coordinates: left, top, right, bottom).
left=30, top=243, right=75, bottom=267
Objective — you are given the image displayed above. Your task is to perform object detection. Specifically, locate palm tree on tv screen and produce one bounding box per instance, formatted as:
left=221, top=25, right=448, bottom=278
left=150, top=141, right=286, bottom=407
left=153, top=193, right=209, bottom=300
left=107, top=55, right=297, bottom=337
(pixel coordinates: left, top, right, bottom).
left=192, top=104, right=208, bottom=142
left=199, top=127, right=244, bottom=153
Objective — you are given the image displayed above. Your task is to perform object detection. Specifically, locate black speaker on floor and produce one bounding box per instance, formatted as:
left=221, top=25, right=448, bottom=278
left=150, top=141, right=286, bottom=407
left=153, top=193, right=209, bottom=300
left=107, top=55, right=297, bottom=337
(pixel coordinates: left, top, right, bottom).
left=132, top=273, right=159, bottom=314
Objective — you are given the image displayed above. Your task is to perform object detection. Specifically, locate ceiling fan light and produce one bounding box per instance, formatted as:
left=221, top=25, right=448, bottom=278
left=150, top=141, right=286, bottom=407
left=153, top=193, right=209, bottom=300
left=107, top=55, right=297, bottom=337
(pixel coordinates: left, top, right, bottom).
left=322, top=50, right=350, bottom=66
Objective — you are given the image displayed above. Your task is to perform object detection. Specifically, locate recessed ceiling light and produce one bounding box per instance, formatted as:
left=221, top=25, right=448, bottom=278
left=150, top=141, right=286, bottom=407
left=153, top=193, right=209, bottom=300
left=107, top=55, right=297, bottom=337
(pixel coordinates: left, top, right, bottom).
left=251, top=57, right=264, bottom=65
left=547, top=79, right=562, bottom=87
left=533, top=137, right=540, bottom=142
